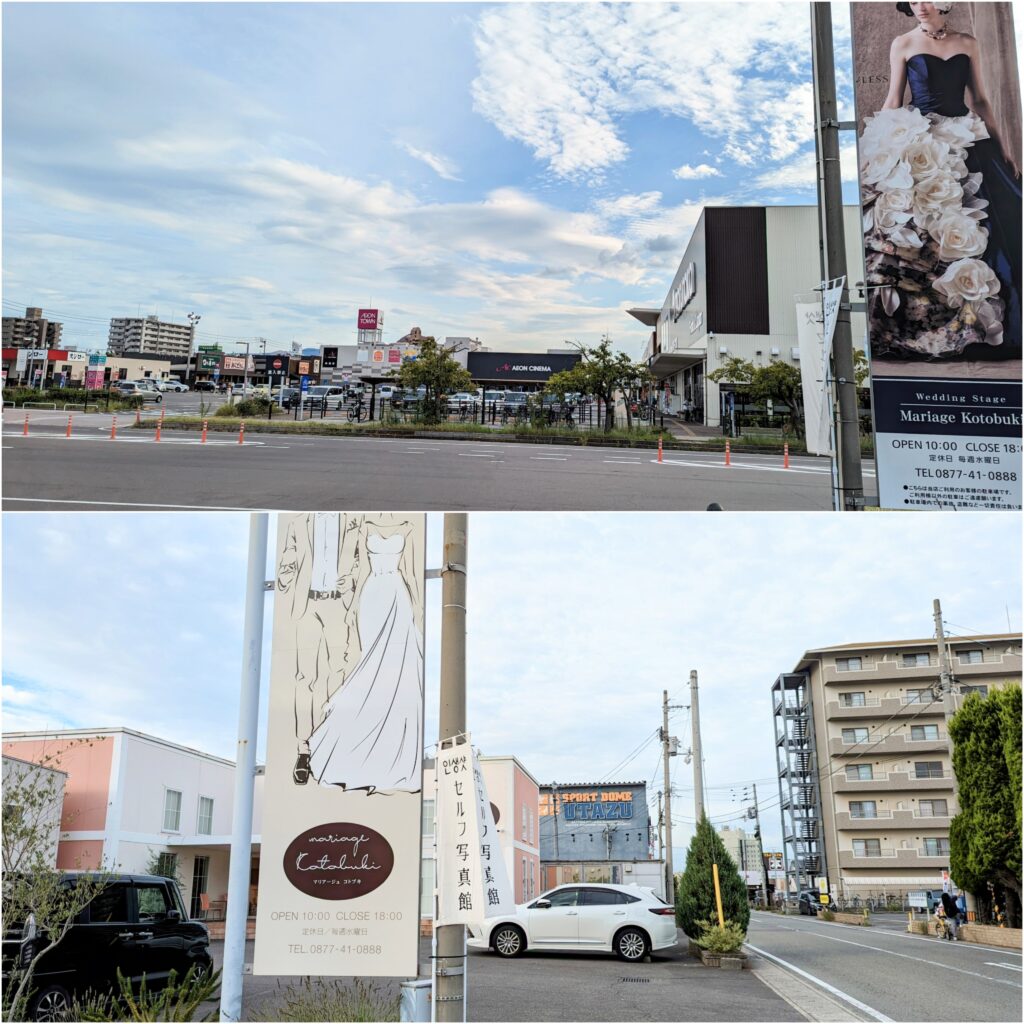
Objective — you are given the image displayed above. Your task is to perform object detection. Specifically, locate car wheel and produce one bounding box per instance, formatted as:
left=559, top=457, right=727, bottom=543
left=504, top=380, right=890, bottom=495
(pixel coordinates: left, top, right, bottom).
left=30, top=983, right=72, bottom=1022
left=491, top=924, right=525, bottom=958
left=615, top=927, right=650, bottom=962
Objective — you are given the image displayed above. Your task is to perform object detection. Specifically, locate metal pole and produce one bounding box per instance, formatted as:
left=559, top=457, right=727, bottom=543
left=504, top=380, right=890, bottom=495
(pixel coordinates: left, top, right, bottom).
left=219, top=513, right=269, bottom=1023
left=690, top=670, right=705, bottom=821
left=657, top=791, right=664, bottom=864
left=753, top=784, right=769, bottom=909
left=661, top=690, right=675, bottom=904
left=933, top=599, right=959, bottom=806
left=436, top=514, right=468, bottom=1024
left=811, top=1, right=864, bottom=511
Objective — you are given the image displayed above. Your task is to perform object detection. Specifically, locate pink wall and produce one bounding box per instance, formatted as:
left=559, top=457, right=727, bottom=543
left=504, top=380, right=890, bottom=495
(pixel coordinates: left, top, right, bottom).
left=513, top=763, right=540, bottom=901
left=3, top=736, right=113, bottom=831
left=56, top=839, right=103, bottom=871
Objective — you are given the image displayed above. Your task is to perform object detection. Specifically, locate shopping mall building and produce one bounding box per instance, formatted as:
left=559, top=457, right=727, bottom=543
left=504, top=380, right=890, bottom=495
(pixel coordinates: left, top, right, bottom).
left=628, top=205, right=866, bottom=427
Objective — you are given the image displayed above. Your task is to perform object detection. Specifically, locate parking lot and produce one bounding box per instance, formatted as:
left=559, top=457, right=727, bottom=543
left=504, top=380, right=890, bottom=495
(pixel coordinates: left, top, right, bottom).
left=212, top=934, right=802, bottom=1022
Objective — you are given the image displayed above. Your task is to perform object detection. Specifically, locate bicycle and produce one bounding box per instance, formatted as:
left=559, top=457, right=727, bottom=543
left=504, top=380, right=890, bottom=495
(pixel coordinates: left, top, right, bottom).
left=934, top=915, right=952, bottom=941
left=347, top=401, right=368, bottom=423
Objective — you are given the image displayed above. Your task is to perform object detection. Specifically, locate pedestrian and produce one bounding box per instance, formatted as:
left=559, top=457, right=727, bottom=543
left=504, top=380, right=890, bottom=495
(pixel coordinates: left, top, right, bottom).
left=940, top=891, right=960, bottom=941
left=681, top=397, right=691, bottom=422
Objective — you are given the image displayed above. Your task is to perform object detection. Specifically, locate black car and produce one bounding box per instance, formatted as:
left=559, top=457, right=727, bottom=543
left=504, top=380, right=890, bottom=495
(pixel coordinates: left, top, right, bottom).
left=193, top=381, right=217, bottom=392
left=796, top=889, right=835, bottom=915
left=2, top=873, right=212, bottom=1020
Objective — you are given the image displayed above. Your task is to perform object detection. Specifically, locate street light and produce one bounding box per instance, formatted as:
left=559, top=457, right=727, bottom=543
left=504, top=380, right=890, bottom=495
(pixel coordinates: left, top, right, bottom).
left=187, top=312, right=202, bottom=382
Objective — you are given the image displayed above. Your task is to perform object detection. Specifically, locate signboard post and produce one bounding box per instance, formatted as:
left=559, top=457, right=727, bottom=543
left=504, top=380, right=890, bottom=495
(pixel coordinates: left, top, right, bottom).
left=254, top=513, right=426, bottom=979
left=851, top=1, right=1022, bottom=510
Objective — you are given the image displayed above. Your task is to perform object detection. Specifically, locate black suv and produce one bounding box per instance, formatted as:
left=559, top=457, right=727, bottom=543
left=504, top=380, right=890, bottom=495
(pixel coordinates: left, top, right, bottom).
left=2, top=873, right=212, bottom=1020
left=796, top=889, right=835, bottom=915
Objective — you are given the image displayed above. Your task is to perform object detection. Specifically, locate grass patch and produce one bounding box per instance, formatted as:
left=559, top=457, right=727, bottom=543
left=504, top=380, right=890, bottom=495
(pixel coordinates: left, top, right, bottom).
left=251, top=978, right=399, bottom=1022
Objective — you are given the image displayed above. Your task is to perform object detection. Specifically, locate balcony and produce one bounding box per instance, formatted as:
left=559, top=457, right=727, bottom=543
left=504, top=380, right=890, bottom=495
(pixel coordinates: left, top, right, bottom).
left=828, top=733, right=947, bottom=758
left=835, top=809, right=952, bottom=831
left=838, top=848, right=950, bottom=870
left=825, top=697, right=945, bottom=721
left=832, top=769, right=953, bottom=793
left=834, top=811, right=893, bottom=829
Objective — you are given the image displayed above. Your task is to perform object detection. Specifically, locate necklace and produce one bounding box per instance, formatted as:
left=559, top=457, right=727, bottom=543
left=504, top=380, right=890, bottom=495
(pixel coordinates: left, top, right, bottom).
left=919, top=22, right=948, bottom=40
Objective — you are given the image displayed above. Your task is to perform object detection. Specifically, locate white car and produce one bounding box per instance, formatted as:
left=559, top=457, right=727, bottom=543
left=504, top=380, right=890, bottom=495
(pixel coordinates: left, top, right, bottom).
left=163, top=380, right=189, bottom=393
left=446, top=391, right=478, bottom=410
left=467, top=883, right=678, bottom=962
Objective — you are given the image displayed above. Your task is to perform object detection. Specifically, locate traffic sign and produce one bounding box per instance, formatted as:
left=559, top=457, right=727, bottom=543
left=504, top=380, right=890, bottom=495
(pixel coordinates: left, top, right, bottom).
left=300, top=376, right=309, bottom=391
left=272, top=358, right=283, bottom=370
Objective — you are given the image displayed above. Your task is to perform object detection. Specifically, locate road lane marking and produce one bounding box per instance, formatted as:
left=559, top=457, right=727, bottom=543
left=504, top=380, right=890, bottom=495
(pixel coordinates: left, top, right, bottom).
left=744, top=943, right=892, bottom=1022
left=604, top=459, right=643, bottom=465
left=457, top=453, right=496, bottom=458
left=3, top=497, right=256, bottom=510
left=530, top=456, right=569, bottom=461
left=985, top=963, right=1022, bottom=971
left=785, top=917, right=1023, bottom=957
left=775, top=926, right=1021, bottom=988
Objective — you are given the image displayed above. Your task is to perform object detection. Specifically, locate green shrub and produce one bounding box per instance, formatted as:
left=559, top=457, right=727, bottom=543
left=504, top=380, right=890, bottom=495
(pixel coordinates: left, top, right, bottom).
left=676, top=814, right=751, bottom=938
left=820, top=909, right=835, bottom=921
left=214, top=397, right=277, bottom=418
left=72, top=965, right=220, bottom=1022
left=694, top=918, right=746, bottom=954
left=253, top=978, right=399, bottom=1022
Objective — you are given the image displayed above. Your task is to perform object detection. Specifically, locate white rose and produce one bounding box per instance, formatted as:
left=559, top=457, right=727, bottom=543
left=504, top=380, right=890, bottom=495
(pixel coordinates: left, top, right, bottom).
left=905, top=137, right=951, bottom=182
left=913, top=173, right=964, bottom=225
left=932, top=211, right=988, bottom=262
left=861, top=107, right=931, bottom=160
left=878, top=187, right=914, bottom=213
left=933, top=258, right=1000, bottom=308
left=928, top=114, right=977, bottom=153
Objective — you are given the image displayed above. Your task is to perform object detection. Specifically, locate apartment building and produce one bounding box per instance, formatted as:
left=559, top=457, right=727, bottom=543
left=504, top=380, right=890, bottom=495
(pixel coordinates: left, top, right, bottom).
left=772, top=633, right=1021, bottom=900
left=2, top=306, right=63, bottom=349
left=718, top=825, right=764, bottom=887
left=108, top=316, right=194, bottom=360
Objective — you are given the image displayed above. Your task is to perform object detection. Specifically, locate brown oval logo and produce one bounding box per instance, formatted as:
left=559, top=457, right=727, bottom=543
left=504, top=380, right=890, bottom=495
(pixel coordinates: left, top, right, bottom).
left=283, top=822, right=394, bottom=900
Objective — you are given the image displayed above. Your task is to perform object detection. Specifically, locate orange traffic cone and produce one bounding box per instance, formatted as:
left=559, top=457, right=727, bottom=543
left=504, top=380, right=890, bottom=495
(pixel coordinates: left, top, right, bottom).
left=135, top=405, right=142, bottom=426
left=783, top=443, right=790, bottom=469
left=154, top=421, right=162, bottom=442
left=23, top=413, right=29, bottom=436
left=238, top=420, right=246, bottom=445
left=725, top=440, right=731, bottom=466
left=110, top=415, right=118, bottom=440
left=66, top=414, right=73, bottom=438
left=201, top=419, right=208, bottom=444
left=658, top=435, right=663, bottom=464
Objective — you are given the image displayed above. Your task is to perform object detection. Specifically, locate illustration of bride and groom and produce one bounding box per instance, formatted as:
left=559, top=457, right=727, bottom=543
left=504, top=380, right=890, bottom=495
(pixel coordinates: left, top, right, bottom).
left=276, top=512, right=424, bottom=794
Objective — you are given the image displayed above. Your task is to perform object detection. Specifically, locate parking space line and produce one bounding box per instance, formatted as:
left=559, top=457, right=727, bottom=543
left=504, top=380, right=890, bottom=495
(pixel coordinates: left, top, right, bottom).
left=530, top=456, right=569, bottom=461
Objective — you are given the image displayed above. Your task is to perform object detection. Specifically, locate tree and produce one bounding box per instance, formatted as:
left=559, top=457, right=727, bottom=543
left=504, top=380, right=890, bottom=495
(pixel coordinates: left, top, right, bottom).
left=709, top=357, right=805, bottom=435
left=948, top=685, right=1022, bottom=922
left=675, top=814, right=750, bottom=939
left=395, top=336, right=474, bottom=423
left=545, top=335, right=650, bottom=432
left=2, top=744, right=112, bottom=1020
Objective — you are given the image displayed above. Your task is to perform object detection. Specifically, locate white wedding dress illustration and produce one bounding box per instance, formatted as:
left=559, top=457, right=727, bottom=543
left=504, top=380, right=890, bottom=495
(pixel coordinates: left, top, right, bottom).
left=307, top=532, right=423, bottom=793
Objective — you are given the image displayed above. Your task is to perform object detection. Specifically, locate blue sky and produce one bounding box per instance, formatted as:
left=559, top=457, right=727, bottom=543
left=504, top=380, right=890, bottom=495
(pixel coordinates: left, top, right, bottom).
left=2, top=2, right=860, bottom=358
left=4, top=511, right=1019, bottom=861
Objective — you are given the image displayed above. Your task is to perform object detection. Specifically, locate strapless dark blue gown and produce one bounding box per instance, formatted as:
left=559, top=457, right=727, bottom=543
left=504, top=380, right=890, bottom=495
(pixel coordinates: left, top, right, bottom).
left=906, top=52, right=1021, bottom=356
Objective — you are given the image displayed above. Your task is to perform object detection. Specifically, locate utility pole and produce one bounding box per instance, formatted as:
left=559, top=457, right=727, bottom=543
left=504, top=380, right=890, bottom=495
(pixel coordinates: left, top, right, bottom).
left=811, top=2, right=864, bottom=512
left=933, top=598, right=960, bottom=811
left=436, top=514, right=468, bottom=1024
left=751, top=784, right=770, bottom=909
left=661, top=691, right=675, bottom=903
left=690, top=670, right=705, bottom=821
left=657, top=790, right=664, bottom=863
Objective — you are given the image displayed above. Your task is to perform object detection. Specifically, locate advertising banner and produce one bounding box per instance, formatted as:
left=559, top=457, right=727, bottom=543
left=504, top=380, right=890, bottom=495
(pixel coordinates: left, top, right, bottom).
left=388, top=349, right=401, bottom=364
left=851, top=2, right=1021, bottom=509
left=358, top=309, right=380, bottom=331
left=436, top=737, right=516, bottom=927
left=65, top=351, right=88, bottom=362
left=85, top=352, right=107, bottom=390
left=795, top=300, right=834, bottom=457
left=322, top=347, right=339, bottom=369
left=254, top=513, right=426, bottom=977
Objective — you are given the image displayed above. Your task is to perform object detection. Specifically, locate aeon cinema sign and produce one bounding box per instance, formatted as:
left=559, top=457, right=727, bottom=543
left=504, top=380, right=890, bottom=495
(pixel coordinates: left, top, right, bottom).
left=283, top=823, right=395, bottom=900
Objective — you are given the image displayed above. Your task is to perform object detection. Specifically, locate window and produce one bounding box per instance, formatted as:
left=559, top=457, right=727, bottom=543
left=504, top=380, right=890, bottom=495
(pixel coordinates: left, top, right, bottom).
left=922, top=838, right=950, bottom=856
left=836, top=657, right=862, bottom=672
left=961, top=684, right=989, bottom=698
left=849, top=801, right=877, bottom=819
left=421, top=799, right=435, bottom=838
left=420, top=859, right=435, bottom=918
left=842, top=728, right=869, bottom=744
left=846, top=765, right=874, bottom=781
left=840, top=692, right=866, bottom=707
left=136, top=883, right=172, bottom=922
left=156, top=852, right=178, bottom=879
left=905, top=688, right=930, bottom=704
left=163, top=789, right=182, bottom=831
left=915, top=761, right=944, bottom=779
left=197, top=796, right=214, bottom=836
left=582, top=888, right=636, bottom=906
left=958, top=650, right=983, bottom=665
left=911, top=725, right=939, bottom=741
left=542, top=888, right=580, bottom=908
left=852, top=839, right=882, bottom=857
left=903, top=653, right=931, bottom=667
left=918, top=799, right=948, bottom=817
left=88, top=884, right=130, bottom=923
left=522, top=806, right=528, bottom=841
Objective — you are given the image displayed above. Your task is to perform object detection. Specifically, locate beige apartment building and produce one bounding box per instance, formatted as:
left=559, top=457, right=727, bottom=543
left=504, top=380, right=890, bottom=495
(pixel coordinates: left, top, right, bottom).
left=772, top=632, right=1022, bottom=900
left=108, top=316, right=194, bottom=360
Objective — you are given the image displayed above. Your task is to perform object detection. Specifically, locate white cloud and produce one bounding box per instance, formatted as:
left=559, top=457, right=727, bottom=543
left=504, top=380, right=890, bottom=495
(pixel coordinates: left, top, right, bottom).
left=672, top=163, right=722, bottom=180
left=753, top=140, right=860, bottom=191
left=397, top=141, right=462, bottom=182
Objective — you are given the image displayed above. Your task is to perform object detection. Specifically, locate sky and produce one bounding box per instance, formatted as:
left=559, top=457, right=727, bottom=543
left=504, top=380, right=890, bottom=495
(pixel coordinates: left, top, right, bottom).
left=3, top=510, right=1019, bottom=865
left=1, top=1, right=860, bottom=359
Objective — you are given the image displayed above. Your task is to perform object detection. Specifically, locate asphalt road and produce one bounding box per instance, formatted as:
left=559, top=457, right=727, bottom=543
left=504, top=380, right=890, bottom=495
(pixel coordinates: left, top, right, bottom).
left=2, top=410, right=874, bottom=511
left=745, top=910, right=1022, bottom=1022
left=212, top=933, right=802, bottom=1022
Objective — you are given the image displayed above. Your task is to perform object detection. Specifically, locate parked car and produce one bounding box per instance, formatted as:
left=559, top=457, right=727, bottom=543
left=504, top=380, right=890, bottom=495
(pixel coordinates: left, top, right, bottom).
left=305, top=385, right=348, bottom=410
left=391, top=387, right=426, bottom=409
left=376, top=384, right=398, bottom=401
left=796, top=890, right=835, bottom=915
left=162, top=380, right=189, bottom=393
left=193, top=380, right=217, bottom=392
left=502, top=392, right=530, bottom=413
left=481, top=389, right=507, bottom=409
left=466, top=883, right=678, bottom=962
left=112, top=381, right=162, bottom=403
left=2, top=873, right=212, bottom=1021
left=446, top=391, right=478, bottom=411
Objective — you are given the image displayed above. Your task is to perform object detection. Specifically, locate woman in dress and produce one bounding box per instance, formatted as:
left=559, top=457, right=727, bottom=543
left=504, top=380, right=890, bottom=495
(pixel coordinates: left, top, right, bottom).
left=307, top=514, right=423, bottom=794
left=860, top=1, right=1021, bottom=361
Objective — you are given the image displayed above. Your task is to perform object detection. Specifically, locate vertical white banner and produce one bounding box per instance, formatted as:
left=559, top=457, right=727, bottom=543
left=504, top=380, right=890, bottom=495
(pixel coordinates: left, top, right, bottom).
left=254, top=513, right=426, bottom=977
left=436, top=737, right=515, bottom=926
left=795, top=302, right=833, bottom=457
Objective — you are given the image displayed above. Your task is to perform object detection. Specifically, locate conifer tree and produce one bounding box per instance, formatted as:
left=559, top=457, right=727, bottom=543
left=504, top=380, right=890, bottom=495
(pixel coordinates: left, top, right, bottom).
left=675, top=813, right=750, bottom=938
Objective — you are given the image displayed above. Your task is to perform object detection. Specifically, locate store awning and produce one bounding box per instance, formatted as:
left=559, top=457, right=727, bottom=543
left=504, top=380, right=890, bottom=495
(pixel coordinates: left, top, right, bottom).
left=648, top=347, right=705, bottom=379
left=626, top=308, right=660, bottom=327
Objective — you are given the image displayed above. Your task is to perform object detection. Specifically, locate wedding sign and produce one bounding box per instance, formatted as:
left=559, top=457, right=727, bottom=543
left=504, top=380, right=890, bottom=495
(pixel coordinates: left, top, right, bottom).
left=795, top=300, right=834, bottom=457
left=851, top=2, right=1021, bottom=509
left=254, top=513, right=427, bottom=977
left=436, top=737, right=516, bottom=926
